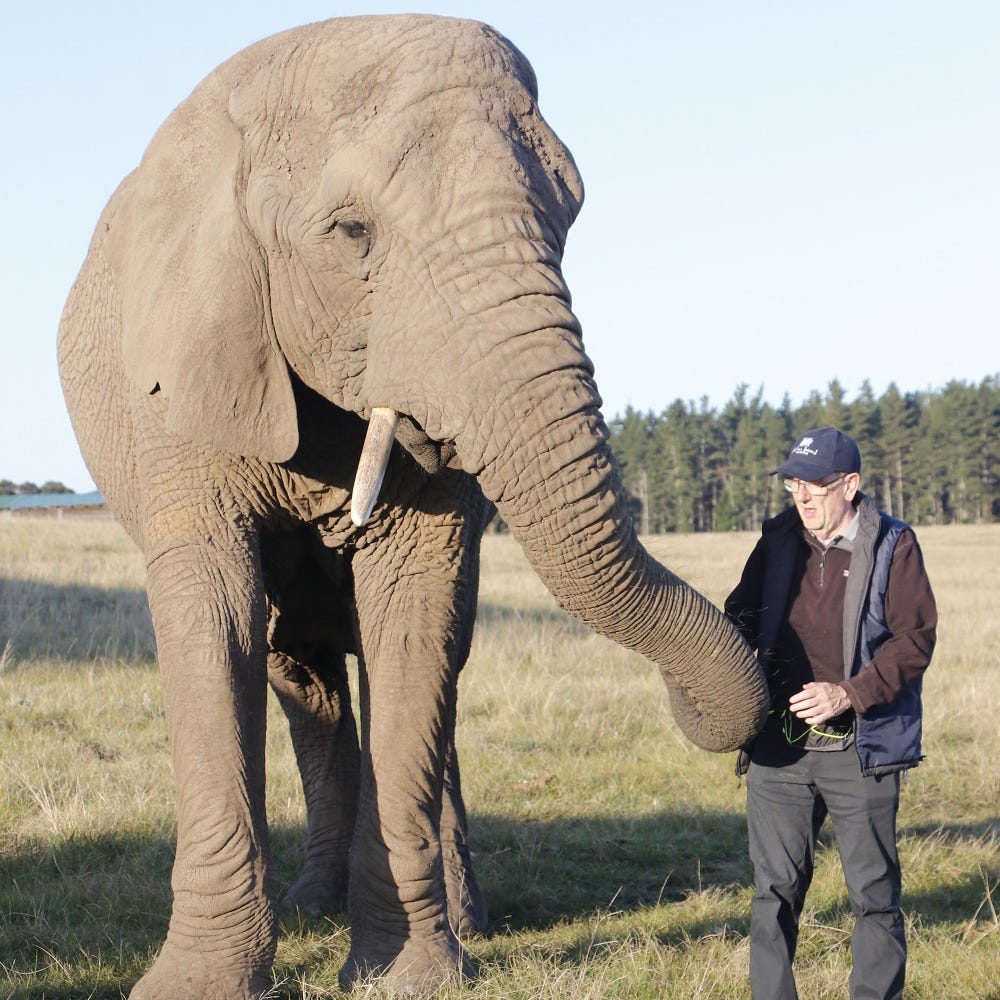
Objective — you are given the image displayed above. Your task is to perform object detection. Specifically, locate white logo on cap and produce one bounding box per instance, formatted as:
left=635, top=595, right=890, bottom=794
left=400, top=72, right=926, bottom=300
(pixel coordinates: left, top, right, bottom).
left=792, top=436, right=819, bottom=456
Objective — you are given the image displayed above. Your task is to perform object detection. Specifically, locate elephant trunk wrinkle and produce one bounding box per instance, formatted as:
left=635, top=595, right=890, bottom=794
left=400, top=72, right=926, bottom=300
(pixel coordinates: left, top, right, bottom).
left=578, top=556, right=767, bottom=750
left=476, top=385, right=767, bottom=751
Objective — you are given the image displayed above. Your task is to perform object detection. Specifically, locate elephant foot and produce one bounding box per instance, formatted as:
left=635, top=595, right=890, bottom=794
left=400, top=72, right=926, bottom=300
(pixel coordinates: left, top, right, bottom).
left=338, top=931, right=474, bottom=993
left=129, top=941, right=273, bottom=1000
left=281, top=867, right=348, bottom=918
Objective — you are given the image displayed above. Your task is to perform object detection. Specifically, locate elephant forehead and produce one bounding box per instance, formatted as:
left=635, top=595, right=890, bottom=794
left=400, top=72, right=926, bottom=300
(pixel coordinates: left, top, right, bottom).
left=319, top=110, right=543, bottom=207
left=231, top=16, right=537, bottom=139
left=228, top=17, right=579, bottom=229
left=300, top=15, right=539, bottom=106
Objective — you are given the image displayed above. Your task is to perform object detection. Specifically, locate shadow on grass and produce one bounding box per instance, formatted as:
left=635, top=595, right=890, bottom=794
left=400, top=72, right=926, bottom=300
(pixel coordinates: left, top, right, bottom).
left=0, top=576, right=154, bottom=664
left=0, top=830, right=170, bottom=1000
left=1, top=809, right=995, bottom=997
left=765, top=816, right=1000, bottom=941
left=467, top=809, right=752, bottom=933
left=0, top=583, right=578, bottom=666
left=902, top=817, right=1000, bottom=841
left=1, top=809, right=746, bottom=998
left=897, top=818, right=999, bottom=926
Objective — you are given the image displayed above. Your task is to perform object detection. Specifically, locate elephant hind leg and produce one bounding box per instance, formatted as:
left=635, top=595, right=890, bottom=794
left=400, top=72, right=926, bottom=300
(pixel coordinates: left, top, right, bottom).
left=267, top=643, right=360, bottom=917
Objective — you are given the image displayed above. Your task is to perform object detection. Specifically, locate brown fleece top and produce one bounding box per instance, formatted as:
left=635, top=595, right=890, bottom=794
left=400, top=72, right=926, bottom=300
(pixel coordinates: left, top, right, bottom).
left=773, top=525, right=937, bottom=716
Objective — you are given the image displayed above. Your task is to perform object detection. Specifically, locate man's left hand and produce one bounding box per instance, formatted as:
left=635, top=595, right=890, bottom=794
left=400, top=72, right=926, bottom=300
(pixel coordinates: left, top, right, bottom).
left=788, top=682, right=851, bottom=725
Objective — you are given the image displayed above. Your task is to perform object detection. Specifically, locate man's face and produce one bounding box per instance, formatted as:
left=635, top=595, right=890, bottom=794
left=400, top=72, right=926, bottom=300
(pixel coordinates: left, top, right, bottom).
left=786, top=473, right=861, bottom=543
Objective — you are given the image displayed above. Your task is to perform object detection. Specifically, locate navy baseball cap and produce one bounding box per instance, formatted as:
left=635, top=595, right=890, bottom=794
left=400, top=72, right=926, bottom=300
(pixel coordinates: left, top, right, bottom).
left=771, top=427, right=861, bottom=481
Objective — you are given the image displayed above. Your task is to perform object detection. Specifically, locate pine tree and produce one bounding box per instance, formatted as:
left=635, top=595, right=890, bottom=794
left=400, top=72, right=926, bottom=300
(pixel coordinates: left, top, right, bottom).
left=606, top=375, right=1000, bottom=533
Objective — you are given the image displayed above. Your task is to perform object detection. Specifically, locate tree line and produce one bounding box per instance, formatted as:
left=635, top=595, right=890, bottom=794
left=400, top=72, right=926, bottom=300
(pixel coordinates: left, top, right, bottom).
left=0, top=480, right=75, bottom=496
left=608, top=375, right=1000, bottom=533
left=8, top=373, right=998, bottom=531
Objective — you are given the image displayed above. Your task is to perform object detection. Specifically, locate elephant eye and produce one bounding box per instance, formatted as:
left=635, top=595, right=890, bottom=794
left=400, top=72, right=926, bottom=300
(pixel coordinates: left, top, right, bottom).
left=326, top=217, right=372, bottom=258
left=339, top=220, right=369, bottom=241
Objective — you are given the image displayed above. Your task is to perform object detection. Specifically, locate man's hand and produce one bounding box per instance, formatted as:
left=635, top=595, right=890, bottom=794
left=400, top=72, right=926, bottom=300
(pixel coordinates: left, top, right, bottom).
left=788, top=682, right=851, bottom=725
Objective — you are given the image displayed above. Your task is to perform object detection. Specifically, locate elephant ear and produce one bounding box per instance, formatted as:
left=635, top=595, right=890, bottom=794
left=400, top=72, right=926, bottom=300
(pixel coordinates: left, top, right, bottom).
left=113, top=75, right=299, bottom=463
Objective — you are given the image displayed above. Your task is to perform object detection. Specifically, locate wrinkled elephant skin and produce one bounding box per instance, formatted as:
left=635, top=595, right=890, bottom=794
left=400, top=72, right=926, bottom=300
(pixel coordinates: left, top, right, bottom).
left=57, top=15, right=768, bottom=997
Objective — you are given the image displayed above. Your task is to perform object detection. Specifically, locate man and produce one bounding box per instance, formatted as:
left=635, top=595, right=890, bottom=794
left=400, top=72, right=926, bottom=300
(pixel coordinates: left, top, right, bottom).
left=725, top=426, right=937, bottom=1000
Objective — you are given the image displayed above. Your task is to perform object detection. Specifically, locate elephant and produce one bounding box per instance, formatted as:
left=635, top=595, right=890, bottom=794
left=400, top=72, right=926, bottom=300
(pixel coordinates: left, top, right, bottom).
left=57, top=14, right=768, bottom=997
left=260, top=513, right=487, bottom=937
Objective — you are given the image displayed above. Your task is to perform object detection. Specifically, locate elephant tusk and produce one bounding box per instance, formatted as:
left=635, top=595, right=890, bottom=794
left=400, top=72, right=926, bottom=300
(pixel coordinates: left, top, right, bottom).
left=351, top=407, right=399, bottom=526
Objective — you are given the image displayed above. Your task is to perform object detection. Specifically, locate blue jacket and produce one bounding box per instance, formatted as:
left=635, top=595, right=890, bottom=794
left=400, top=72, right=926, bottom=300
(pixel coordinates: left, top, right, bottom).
left=729, top=495, right=934, bottom=777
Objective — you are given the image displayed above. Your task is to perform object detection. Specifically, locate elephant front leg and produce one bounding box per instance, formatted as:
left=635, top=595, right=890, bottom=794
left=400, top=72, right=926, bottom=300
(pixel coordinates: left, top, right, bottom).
left=442, top=738, right=488, bottom=937
left=267, top=644, right=360, bottom=916
left=130, top=535, right=276, bottom=1000
left=339, top=547, right=477, bottom=990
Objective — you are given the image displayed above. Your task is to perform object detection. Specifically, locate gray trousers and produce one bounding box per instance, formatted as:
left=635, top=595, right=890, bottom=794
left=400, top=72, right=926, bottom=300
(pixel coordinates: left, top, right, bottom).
left=746, top=719, right=906, bottom=1000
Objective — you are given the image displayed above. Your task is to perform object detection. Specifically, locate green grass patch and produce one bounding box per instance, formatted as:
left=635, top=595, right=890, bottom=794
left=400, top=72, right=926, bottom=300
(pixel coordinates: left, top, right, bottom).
left=1, top=520, right=997, bottom=998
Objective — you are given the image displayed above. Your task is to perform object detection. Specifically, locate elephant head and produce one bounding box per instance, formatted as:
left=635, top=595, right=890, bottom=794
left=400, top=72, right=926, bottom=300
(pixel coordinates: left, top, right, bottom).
left=104, top=16, right=765, bottom=750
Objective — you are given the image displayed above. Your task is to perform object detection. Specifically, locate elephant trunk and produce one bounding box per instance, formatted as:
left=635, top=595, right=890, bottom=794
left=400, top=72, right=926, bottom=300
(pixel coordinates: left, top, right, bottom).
left=461, top=346, right=768, bottom=753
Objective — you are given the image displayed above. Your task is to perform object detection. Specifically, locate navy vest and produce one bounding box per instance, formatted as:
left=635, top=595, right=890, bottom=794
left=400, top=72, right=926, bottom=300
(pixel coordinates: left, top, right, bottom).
left=850, top=512, right=923, bottom=775
left=756, top=501, right=923, bottom=776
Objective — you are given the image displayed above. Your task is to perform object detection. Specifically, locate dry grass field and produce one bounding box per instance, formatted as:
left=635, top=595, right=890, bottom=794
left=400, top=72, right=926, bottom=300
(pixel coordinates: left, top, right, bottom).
left=0, top=518, right=997, bottom=998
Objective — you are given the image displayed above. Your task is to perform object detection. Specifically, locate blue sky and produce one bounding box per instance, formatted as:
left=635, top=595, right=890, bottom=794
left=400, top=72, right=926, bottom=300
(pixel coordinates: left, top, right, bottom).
left=2, top=1, right=997, bottom=492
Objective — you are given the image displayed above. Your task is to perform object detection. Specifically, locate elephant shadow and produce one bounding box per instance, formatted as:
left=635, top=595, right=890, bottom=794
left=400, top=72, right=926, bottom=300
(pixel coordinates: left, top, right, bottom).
left=267, top=806, right=755, bottom=942
left=0, top=830, right=174, bottom=1000
left=0, top=814, right=746, bottom=999
left=463, top=808, right=753, bottom=933
left=3, top=815, right=994, bottom=998
left=272, top=811, right=1000, bottom=941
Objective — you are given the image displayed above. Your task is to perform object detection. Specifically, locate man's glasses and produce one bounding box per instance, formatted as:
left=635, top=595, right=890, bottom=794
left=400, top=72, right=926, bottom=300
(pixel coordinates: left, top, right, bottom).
left=783, top=475, right=844, bottom=496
